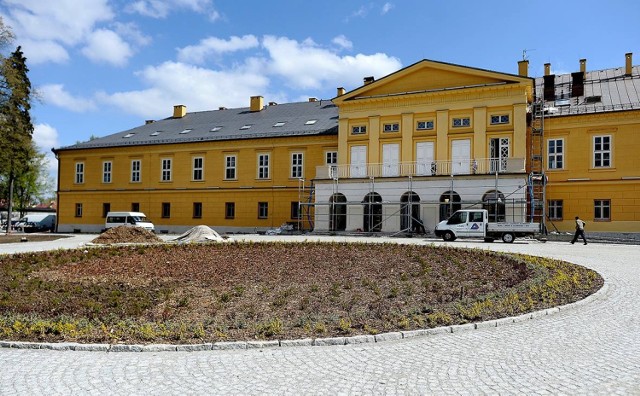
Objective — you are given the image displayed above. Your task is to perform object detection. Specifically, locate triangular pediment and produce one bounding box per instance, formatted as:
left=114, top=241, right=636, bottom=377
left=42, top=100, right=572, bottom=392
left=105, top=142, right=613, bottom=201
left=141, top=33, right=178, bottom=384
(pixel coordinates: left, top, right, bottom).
left=334, top=59, right=532, bottom=103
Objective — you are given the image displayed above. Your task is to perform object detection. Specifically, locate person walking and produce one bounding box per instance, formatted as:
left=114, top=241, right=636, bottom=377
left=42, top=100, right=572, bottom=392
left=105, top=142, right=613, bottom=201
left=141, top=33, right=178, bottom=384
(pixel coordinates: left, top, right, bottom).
left=571, top=216, right=587, bottom=245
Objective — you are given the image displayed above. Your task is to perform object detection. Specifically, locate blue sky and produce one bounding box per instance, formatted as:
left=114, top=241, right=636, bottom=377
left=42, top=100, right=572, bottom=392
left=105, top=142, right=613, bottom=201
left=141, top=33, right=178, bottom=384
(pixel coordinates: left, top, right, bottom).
left=1, top=0, right=639, bottom=181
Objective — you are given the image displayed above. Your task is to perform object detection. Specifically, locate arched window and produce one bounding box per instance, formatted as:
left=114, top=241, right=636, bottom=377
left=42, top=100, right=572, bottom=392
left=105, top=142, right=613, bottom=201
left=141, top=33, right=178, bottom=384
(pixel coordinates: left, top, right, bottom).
left=329, top=193, right=347, bottom=231
left=439, top=191, right=461, bottom=221
left=400, top=191, right=421, bottom=232
left=482, top=190, right=505, bottom=222
left=362, top=192, right=382, bottom=232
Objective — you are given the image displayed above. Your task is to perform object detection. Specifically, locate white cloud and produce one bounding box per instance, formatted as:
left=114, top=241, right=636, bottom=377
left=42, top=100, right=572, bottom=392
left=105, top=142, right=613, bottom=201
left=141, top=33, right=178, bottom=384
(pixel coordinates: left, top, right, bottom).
left=81, top=29, right=133, bottom=67
left=381, top=2, right=394, bottom=15
left=126, top=0, right=217, bottom=19
left=39, top=84, right=97, bottom=112
left=19, top=39, right=69, bottom=65
left=177, top=35, right=259, bottom=64
left=114, top=22, right=152, bottom=47
left=332, top=35, right=353, bottom=51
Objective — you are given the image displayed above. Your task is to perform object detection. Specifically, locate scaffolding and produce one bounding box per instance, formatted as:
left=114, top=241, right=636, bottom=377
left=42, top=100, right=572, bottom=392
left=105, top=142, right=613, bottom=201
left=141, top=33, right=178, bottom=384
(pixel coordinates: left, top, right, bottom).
left=528, top=90, right=548, bottom=233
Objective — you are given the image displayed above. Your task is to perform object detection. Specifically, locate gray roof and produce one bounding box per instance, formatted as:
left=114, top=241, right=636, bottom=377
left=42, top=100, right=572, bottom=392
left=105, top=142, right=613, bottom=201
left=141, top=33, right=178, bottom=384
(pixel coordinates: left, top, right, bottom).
left=57, top=100, right=338, bottom=151
left=535, top=65, right=640, bottom=116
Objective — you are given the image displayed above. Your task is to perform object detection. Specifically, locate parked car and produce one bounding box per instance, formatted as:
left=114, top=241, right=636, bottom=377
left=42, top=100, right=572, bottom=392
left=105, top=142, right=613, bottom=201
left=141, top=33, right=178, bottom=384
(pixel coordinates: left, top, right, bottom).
left=105, top=212, right=155, bottom=232
left=18, top=214, right=56, bottom=233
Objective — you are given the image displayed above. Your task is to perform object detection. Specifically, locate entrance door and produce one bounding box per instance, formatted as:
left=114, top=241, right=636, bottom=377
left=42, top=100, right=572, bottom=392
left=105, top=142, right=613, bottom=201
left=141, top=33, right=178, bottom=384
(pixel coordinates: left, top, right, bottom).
left=382, top=143, right=399, bottom=177
left=451, top=139, right=471, bottom=174
left=416, top=142, right=434, bottom=175
left=350, top=146, right=367, bottom=178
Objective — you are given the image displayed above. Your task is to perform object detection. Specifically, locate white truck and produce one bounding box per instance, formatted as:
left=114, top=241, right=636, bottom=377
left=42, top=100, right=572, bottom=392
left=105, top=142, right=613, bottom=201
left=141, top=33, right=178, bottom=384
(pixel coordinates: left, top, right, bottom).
left=434, top=209, right=541, bottom=243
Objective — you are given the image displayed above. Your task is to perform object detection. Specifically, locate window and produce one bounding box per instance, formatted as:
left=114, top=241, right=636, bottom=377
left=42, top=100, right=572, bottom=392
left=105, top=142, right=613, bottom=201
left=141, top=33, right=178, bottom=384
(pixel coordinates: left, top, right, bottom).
left=150, top=131, right=161, bottom=136
left=75, top=203, right=83, bottom=218
left=291, top=153, right=303, bottom=178
left=594, top=199, right=610, bottom=221
left=490, top=115, right=510, bottom=125
left=383, top=123, right=399, bottom=132
left=258, top=202, right=268, bottom=219
left=352, top=125, right=367, bottom=134
left=123, top=133, right=135, bottom=138
left=131, top=202, right=140, bottom=212
left=193, top=202, right=202, bottom=219
left=162, top=202, right=171, bottom=218
left=102, top=203, right=110, bottom=218
left=225, top=155, right=237, bottom=180
left=225, top=202, right=235, bottom=219
left=548, top=200, right=563, bottom=220
left=180, top=129, right=192, bottom=134
left=75, top=162, right=84, bottom=184
left=416, top=121, right=434, bottom=130
left=548, top=139, right=564, bottom=169
left=594, top=136, right=611, bottom=168
left=131, top=160, right=141, bottom=182
left=102, top=161, right=112, bottom=183
left=305, top=120, right=317, bottom=125
left=161, top=159, right=172, bottom=181
left=240, top=124, right=252, bottom=130
left=326, top=151, right=337, bottom=165
left=273, top=121, right=286, bottom=127
left=452, top=117, right=471, bottom=128
left=291, top=202, right=301, bottom=220
left=192, top=157, right=204, bottom=181
left=258, top=154, right=270, bottom=179
left=210, top=126, right=222, bottom=132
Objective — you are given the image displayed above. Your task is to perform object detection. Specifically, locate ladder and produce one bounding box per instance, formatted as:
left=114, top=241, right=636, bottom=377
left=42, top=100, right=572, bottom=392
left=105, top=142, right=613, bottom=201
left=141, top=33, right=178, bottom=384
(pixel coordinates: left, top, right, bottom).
left=528, top=94, right=546, bottom=233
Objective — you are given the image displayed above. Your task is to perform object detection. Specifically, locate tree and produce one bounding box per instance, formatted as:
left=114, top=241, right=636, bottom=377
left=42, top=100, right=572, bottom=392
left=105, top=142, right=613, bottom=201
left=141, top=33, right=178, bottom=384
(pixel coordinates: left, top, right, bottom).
left=0, top=46, right=34, bottom=233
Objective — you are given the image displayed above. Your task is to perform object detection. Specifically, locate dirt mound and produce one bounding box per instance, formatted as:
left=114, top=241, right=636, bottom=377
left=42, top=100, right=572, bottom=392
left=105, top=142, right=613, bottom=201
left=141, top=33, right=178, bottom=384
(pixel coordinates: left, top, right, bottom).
left=173, top=225, right=227, bottom=243
left=92, top=226, right=162, bottom=244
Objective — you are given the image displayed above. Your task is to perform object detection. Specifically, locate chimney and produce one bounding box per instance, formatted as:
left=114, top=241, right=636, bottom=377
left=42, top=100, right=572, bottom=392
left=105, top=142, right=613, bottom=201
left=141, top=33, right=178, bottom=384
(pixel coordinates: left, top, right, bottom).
left=250, top=96, right=264, bottom=112
left=173, top=105, right=186, bottom=118
left=218, top=106, right=227, bottom=110
left=145, top=120, right=155, bottom=125
left=544, top=63, right=551, bottom=76
left=363, top=76, right=375, bottom=85
left=580, top=58, right=587, bottom=77
left=337, top=87, right=346, bottom=96
left=625, top=52, right=633, bottom=76
left=517, top=60, right=529, bottom=77
left=268, top=101, right=277, bottom=106
left=308, top=97, right=317, bottom=102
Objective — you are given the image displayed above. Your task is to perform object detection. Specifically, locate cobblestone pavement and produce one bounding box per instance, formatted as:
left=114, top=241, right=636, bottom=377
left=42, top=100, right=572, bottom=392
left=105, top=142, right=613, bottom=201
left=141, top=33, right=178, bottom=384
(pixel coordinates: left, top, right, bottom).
left=1, top=235, right=639, bottom=395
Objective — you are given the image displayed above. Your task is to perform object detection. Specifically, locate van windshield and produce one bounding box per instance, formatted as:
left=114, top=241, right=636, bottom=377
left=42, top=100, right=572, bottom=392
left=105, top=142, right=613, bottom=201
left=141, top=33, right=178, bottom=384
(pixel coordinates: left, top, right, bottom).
left=447, top=211, right=467, bottom=225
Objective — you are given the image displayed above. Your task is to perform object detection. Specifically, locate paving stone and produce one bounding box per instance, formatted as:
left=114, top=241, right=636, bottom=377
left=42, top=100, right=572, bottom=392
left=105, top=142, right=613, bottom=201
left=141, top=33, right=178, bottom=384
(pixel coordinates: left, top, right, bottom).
left=313, top=337, right=345, bottom=346
left=246, top=340, right=280, bottom=349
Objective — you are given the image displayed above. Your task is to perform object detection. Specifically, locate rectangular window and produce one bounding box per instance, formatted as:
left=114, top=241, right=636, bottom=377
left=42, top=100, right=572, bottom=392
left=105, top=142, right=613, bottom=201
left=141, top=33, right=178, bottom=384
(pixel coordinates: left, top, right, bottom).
left=131, top=202, right=140, bottom=212
left=383, top=123, right=400, bottom=132
left=161, top=158, right=172, bottom=181
left=594, top=136, right=611, bottom=168
left=594, top=199, right=611, bottom=221
left=258, top=154, right=270, bottom=179
left=291, top=202, right=301, bottom=220
left=416, top=120, right=434, bottom=130
left=102, top=203, right=110, bottom=218
left=490, top=115, right=510, bottom=125
left=326, top=151, right=337, bottom=165
left=548, top=139, right=564, bottom=169
left=193, top=202, right=202, bottom=219
left=192, top=157, right=204, bottom=181
left=131, top=160, right=141, bottom=182
left=75, top=203, right=83, bottom=218
left=162, top=202, right=171, bottom=218
left=225, top=202, right=235, bottom=219
left=548, top=200, right=563, bottom=220
left=75, top=162, right=84, bottom=184
left=258, top=202, right=268, bottom=219
left=452, top=117, right=471, bottom=128
left=225, top=155, right=237, bottom=180
left=102, top=161, right=112, bottom=183
left=352, top=125, right=367, bottom=134
left=291, top=153, right=303, bottom=178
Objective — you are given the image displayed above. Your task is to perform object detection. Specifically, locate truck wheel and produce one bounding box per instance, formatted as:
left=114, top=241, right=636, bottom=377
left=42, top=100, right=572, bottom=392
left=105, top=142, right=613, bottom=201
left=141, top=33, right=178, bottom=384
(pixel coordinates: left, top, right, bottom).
left=443, top=231, right=456, bottom=242
left=502, top=233, right=515, bottom=243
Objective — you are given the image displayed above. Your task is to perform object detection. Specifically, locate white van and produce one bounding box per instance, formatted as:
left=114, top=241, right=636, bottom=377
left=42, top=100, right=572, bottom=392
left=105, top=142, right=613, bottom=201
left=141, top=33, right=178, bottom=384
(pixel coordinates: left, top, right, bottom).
left=17, top=214, right=56, bottom=232
left=105, top=212, right=155, bottom=232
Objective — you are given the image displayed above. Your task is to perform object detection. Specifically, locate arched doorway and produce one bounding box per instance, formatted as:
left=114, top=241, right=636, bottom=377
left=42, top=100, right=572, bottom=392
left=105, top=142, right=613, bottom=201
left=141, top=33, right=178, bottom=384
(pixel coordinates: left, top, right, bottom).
left=362, top=192, right=382, bottom=232
left=482, top=190, right=505, bottom=222
left=439, top=191, right=461, bottom=221
left=400, top=191, right=422, bottom=232
left=329, top=193, right=347, bottom=231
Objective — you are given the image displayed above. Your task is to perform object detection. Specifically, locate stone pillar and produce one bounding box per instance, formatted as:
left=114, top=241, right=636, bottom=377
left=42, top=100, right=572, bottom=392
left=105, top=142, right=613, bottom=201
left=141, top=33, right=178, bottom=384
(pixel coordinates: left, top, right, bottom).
left=436, top=110, right=448, bottom=162
left=473, top=107, right=487, bottom=160
left=368, top=116, right=381, bottom=164
left=513, top=103, right=527, bottom=160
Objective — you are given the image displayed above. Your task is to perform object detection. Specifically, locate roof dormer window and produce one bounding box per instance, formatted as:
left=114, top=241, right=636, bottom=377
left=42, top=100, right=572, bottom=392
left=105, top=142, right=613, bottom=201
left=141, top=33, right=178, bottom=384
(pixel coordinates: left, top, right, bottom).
left=305, top=119, right=317, bottom=125
left=240, top=124, right=252, bottom=130
left=210, top=126, right=222, bottom=132
left=123, top=133, right=135, bottom=138
left=273, top=122, right=286, bottom=127
left=180, top=129, right=192, bottom=134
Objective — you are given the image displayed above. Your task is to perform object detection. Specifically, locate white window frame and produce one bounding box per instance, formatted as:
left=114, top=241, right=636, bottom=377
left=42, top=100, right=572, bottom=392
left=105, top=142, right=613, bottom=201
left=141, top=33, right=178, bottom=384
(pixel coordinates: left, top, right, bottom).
left=383, top=123, right=400, bottom=133
left=548, top=200, right=563, bottom=220
left=291, top=152, right=303, bottom=179
left=547, top=138, right=564, bottom=170
left=102, top=161, right=112, bottom=184
left=490, top=114, right=510, bottom=125
left=352, top=125, right=367, bottom=135
left=258, top=202, right=268, bottom=219
left=75, top=203, right=83, bottom=217
left=225, top=155, right=237, bottom=180
left=161, top=158, right=172, bottom=182
left=594, top=199, right=611, bottom=221
left=192, top=156, right=204, bottom=181
left=416, top=120, right=434, bottom=130
left=257, top=153, right=270, bottom=179
left=593, top=135, right=611, bottom=168
left=75, top=162, right=84, bottom=184
left=452, top=117, right=471, bottom=128
left=131, top=160, right=141, bottom=183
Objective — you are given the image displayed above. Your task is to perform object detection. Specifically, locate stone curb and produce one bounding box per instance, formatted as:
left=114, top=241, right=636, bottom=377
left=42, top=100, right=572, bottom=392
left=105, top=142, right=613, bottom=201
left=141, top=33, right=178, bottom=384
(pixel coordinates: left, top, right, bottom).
left=0, top=282, right=609, bottom=353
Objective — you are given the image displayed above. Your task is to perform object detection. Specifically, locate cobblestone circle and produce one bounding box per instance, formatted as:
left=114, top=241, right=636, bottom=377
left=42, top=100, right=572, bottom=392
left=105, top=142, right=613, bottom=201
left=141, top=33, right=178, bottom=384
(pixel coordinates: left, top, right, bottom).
left=0, top=234, right=638, bottom=394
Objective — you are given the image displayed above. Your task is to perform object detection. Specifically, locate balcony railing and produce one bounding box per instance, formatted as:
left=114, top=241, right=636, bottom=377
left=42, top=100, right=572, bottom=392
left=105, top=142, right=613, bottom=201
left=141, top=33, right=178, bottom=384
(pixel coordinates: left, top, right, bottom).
left=316, top=157, right=525, bottom=179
